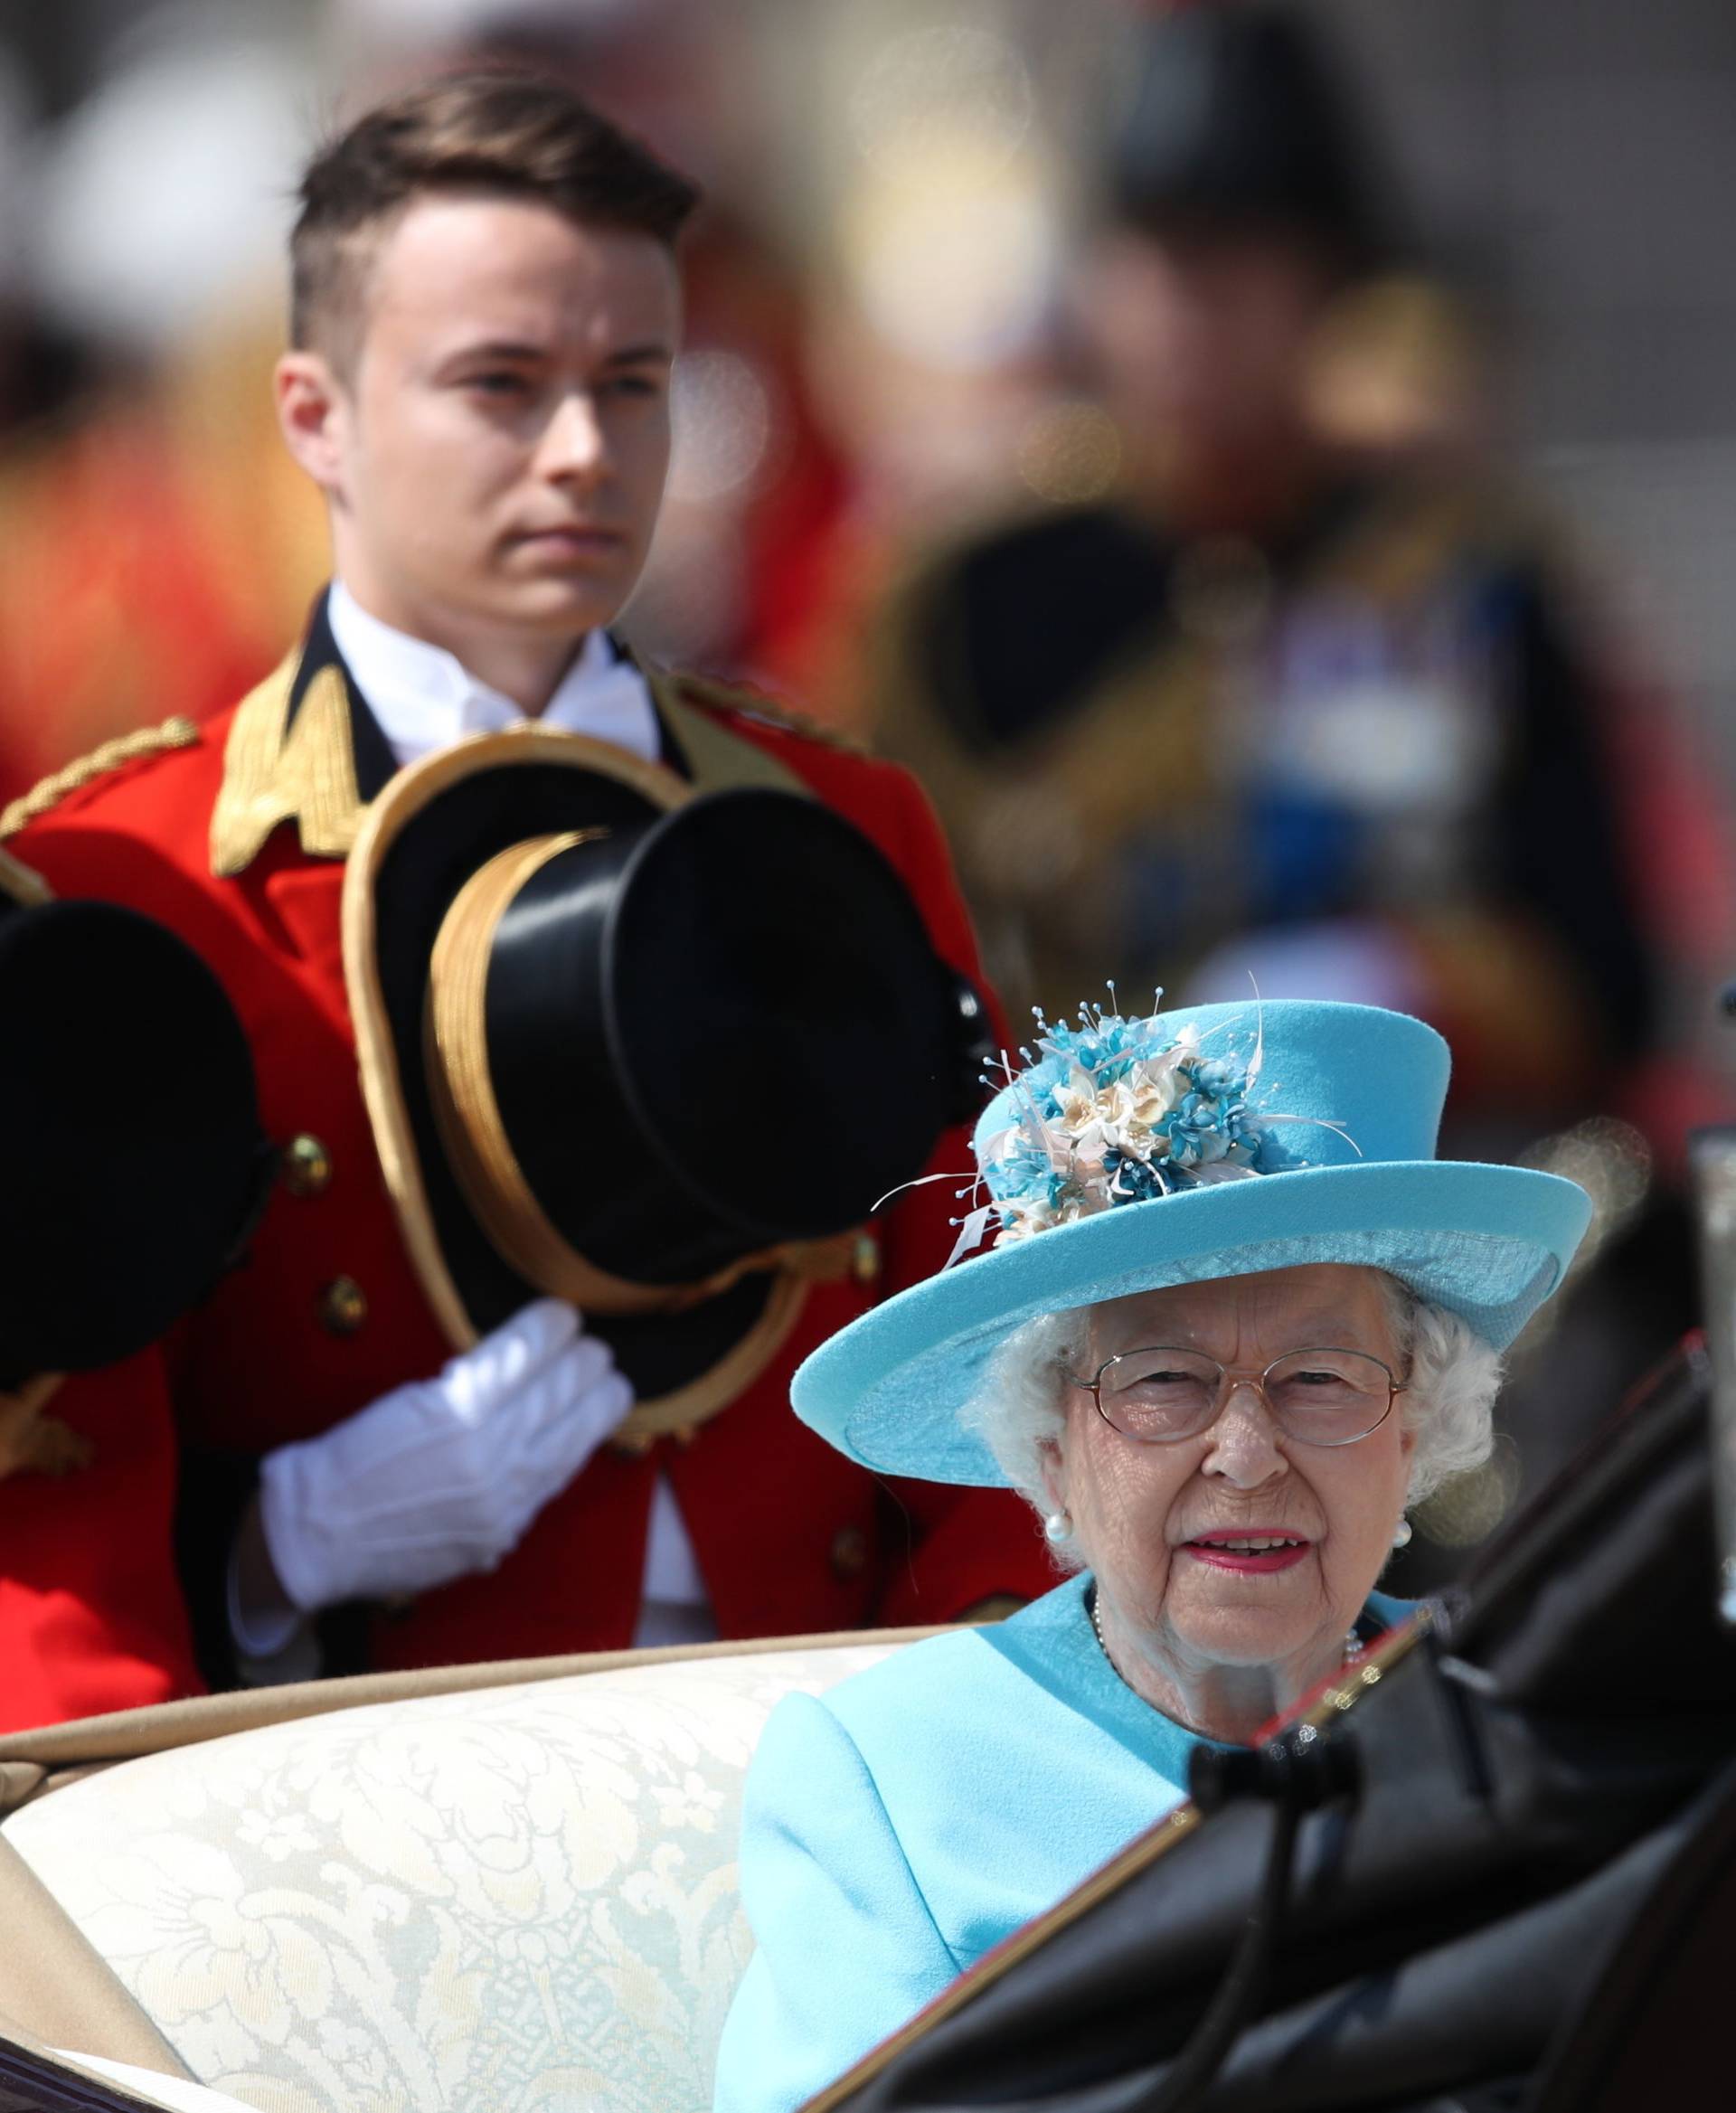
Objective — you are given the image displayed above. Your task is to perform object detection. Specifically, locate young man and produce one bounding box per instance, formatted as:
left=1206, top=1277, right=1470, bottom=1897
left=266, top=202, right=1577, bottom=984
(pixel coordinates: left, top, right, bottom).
left=8, top=72, right=1047, bottom=1703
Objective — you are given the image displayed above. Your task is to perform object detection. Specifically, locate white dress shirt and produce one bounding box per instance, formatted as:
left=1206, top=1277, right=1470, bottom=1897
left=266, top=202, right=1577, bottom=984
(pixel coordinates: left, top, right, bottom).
left=327, top=580, right=663, bottom=767
left=330, top=580, right=717, bottom=1646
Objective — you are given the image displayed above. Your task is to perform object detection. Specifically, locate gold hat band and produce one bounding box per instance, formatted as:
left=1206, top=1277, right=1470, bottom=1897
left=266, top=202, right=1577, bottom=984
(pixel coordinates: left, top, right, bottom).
left=426, top=829, right=668, bottom=1318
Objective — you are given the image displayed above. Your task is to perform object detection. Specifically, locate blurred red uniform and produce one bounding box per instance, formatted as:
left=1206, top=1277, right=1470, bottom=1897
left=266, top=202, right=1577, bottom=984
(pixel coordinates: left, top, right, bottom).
left=0, top=1358, right=202, bottom=1733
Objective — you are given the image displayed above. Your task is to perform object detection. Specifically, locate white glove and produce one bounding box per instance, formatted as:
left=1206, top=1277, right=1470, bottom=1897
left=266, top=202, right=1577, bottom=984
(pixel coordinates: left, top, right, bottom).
left=259, top=1298, right=634, bottom=1611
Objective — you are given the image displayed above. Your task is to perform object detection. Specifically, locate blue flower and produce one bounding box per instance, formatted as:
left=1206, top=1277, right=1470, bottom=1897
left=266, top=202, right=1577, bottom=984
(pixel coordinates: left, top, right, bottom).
left=1190, top=1056, right=1247, bottom=1100
left=1104, top=1148, right=1182, bottom=1204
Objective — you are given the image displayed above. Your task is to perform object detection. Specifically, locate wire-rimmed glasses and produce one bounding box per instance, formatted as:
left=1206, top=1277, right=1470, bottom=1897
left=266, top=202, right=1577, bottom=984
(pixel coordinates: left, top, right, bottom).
left=1071, top=1345, right=1406, bottom=1448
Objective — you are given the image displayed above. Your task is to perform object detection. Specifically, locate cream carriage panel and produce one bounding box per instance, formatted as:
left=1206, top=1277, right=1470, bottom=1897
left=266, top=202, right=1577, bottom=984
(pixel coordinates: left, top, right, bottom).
left=4, top=1641, right=906, bottom=2113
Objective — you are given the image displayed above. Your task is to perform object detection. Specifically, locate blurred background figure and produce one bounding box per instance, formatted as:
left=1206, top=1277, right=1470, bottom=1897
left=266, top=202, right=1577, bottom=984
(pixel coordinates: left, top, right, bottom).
left=850, top=0, right=1736, bottom=1567
left=0, top=7, right=328, bottom=798
left=4, top=0, right=1736, bottom=1582
left=865, top=4, right=1712, bottom=1153
left=0, top=52, right=86, bottom=440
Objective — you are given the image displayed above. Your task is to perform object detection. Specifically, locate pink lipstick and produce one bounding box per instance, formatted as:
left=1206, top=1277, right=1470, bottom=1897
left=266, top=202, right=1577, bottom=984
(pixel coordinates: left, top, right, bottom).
left=1182, top=1531, right=1312, bottom=1574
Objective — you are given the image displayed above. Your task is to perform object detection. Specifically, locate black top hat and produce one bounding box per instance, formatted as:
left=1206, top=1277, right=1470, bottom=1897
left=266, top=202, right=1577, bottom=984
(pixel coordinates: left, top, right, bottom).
left=345, top=730, right=992, bottom=1434
left=1106, top=3, right=1403, bottom=270
left=0, top=891, right=270, bottom=1388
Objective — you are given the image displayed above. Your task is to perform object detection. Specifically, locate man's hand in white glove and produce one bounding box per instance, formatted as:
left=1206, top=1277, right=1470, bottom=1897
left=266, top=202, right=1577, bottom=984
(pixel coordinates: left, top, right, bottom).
left=256, top=1298, right=634, bottom=1614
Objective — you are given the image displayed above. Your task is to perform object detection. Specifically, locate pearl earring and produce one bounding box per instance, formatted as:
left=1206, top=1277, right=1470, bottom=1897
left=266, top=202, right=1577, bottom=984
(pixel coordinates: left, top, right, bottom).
left=1043, top=1509, right=1073, bottom=1545
left=1392, top=1517, right=1413, bottom=1550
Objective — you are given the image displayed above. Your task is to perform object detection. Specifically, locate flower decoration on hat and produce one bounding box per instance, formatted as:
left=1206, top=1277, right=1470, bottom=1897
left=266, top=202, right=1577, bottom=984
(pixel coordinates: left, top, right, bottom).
left=960, top=995, right=1349, bottom=1258
left=800, top=997, right=1595, bottom=1481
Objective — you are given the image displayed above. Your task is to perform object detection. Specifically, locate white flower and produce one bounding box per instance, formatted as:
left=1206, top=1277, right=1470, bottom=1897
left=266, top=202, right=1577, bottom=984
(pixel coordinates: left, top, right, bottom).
left=1050, top=1068, right=1099, bottom=1131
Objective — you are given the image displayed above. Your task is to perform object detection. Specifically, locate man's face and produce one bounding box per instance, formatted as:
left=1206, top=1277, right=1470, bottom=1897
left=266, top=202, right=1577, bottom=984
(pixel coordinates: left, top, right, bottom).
left=1082, top=224, right=1331, bottom=469
left=292, top=193, right=679, bottom=648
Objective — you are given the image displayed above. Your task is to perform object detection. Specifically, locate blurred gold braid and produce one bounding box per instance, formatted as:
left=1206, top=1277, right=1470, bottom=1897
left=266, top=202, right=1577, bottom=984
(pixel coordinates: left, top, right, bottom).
left=0, top=718, right=201, bottom=843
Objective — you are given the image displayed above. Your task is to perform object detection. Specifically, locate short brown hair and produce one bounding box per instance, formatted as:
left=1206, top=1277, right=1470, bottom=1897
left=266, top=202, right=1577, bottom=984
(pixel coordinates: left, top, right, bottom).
left=290, top=70, right=701, bottom=367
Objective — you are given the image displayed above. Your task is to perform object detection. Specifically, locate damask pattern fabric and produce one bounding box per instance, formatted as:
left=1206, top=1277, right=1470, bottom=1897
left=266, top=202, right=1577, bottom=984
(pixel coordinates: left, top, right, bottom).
left=5, top=1645, right=902, bottom=2113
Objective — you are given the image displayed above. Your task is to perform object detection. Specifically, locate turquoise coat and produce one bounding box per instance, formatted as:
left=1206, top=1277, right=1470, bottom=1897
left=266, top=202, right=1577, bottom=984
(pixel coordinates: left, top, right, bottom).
left=713, top=1572, right=1409, bottom=2113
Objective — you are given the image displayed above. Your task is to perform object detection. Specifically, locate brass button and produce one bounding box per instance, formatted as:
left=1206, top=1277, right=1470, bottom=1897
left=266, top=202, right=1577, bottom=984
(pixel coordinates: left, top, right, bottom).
left=610, top=1429, right=656, bottom=1459
left=283, top=1134, right=333, bottom=1198
left=829, top=1525, right=870, bottom=1581
left=851, top=1234, right=881, bottom=1288
left=317, top=1275, right=368, bottom=1336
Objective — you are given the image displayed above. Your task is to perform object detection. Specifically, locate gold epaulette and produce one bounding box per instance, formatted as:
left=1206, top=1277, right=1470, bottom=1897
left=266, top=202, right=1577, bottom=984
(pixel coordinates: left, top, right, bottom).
left=673, top=672, right=871, bottom=758
left=0, top=716, right=201, bottom=842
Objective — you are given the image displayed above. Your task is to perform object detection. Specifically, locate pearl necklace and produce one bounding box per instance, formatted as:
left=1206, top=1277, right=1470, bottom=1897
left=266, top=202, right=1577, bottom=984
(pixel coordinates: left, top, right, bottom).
left=1087, top=1589, right=1364, bottom=1673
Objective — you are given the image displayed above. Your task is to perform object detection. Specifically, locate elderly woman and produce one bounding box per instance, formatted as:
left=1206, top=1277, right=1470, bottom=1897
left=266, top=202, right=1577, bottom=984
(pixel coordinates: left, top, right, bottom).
left=712, top=999, right=1591, bottom=2113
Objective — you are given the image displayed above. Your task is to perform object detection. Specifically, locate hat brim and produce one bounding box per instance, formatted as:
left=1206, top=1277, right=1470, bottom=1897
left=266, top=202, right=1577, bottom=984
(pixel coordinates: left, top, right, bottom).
left=791, top=1159, right=1593, bottom=1485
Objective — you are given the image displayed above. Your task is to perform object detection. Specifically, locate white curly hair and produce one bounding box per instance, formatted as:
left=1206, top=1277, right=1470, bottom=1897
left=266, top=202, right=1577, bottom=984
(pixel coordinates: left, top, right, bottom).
left=959, top=1272, right=1501, bottom=1539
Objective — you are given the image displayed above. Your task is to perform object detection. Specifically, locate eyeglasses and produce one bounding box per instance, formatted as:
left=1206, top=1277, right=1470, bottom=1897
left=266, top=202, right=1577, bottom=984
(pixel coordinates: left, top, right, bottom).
left=1069, top=1345, right=1406, bottom=1448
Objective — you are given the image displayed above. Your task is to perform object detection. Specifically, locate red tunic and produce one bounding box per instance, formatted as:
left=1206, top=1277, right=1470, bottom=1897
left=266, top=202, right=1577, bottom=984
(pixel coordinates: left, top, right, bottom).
left=0, top=1355, right=202, bottom=1733
left=6, top=661, right=1052, bottom=1713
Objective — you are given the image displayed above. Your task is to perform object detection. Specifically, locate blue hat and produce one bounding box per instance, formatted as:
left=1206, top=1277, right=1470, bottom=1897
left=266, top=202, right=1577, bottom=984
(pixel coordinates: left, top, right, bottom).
left=791, top=999, right=1593, bottom=1486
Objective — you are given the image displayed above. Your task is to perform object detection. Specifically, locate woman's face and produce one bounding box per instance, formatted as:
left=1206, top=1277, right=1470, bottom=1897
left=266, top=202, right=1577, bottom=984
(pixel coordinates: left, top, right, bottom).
left=1044, top=1263, right=1414, bottom=1691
